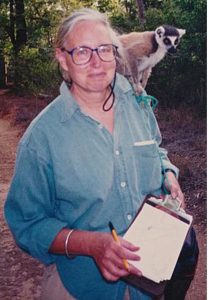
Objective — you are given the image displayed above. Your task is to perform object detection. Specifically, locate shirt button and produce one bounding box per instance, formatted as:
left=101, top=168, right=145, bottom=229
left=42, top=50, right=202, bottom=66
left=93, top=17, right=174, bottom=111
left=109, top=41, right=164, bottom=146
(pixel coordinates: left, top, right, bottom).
left=127, top=214, right=132, bottom=221
left=120, top=181, right=126, bottom=188
left=115, top=150, right=120, bottom=155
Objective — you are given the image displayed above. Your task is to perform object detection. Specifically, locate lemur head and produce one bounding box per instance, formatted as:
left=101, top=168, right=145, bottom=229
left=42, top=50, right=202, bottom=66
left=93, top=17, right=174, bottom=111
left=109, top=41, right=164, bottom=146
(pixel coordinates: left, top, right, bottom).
left=155, top=25, right=186, bottom=54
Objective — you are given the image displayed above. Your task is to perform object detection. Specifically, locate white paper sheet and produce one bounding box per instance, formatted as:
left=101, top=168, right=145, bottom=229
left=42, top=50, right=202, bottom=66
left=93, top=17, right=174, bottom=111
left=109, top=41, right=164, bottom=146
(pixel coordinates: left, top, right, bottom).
left=124, top=203, right=192, bottom=283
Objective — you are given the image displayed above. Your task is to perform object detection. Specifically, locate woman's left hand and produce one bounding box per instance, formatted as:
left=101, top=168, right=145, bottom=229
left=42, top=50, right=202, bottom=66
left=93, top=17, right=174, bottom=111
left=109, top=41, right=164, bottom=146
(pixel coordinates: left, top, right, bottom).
left=164, top=171, right=185, bottom=208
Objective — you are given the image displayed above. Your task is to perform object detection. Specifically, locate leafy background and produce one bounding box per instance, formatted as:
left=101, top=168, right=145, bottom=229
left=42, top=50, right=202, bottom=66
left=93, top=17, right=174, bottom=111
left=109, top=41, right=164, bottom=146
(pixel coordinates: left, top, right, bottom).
left=0, top=2, right=206, bottom=299
left=0, top=0, right=206, bottom=117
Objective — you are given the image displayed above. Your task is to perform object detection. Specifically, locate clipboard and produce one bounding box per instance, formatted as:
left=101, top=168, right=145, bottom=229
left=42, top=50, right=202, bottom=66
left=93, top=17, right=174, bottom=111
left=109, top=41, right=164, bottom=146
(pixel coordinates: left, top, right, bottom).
left=123, top=195, right=193, bottom=296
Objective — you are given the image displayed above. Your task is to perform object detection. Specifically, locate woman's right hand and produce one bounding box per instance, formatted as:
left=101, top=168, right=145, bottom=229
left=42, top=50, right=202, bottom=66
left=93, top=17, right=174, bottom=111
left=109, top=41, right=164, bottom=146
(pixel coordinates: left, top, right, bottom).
left=50, top=228, right=142, bottom=281
left=89, top=232, right=142, bottom=281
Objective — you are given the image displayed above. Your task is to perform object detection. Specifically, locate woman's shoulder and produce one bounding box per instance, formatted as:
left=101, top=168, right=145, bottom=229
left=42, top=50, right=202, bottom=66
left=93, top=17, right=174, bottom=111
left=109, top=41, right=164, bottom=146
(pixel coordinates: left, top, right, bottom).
left=19, top=86, right=75, bottom=152
left=115, top=73, right=133, bottom=93
left=20, top=82, right=76, bottom=144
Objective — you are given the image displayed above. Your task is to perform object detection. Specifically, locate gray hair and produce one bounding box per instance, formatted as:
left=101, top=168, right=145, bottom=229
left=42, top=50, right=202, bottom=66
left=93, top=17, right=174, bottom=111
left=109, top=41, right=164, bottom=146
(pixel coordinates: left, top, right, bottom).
left=55, top=8, right=125, bottom=80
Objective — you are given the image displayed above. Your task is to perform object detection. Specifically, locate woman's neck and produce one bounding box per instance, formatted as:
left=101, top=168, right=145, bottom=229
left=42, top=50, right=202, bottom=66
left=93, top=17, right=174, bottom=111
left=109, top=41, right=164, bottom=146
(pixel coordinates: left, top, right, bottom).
left=71, top=84, right=111, bottom=113
left=70, top=84, right=114, bottom=134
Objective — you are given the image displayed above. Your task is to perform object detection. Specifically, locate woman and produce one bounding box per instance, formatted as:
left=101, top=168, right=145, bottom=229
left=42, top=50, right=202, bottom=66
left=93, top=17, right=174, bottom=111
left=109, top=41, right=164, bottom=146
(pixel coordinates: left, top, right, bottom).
left=4, top=8, right=184, bottom=300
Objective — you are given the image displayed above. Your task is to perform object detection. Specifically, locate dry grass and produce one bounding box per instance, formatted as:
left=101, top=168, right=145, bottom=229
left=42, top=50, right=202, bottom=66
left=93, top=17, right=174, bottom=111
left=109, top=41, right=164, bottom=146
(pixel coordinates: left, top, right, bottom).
left=156, top=106, right=206, bottom=132
left=0, top=89, right=51, bottom=130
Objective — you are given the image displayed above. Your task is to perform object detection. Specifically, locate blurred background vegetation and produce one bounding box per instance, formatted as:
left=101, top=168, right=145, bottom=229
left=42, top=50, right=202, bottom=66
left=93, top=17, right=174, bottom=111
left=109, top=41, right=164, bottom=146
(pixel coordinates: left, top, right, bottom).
left=0, top=0, right=206, bottom=117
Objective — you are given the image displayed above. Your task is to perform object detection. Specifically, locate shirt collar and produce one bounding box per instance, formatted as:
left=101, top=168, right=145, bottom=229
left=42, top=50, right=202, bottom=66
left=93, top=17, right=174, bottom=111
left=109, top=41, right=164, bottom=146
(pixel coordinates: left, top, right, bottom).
left=59, top=73, right=132, bottom=123
left=59, top=81, right=80, bottom=123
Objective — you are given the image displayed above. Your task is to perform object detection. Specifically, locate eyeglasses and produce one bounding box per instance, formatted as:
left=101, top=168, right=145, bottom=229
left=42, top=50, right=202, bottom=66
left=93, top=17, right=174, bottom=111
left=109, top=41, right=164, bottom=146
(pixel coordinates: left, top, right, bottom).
left=61, top=44, right=118, bottom=65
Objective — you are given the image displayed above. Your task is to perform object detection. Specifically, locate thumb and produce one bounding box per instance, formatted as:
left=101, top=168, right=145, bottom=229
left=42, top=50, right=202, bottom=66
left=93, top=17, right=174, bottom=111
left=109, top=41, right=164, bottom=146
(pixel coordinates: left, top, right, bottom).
left=171, top=190, right=178, bottom=199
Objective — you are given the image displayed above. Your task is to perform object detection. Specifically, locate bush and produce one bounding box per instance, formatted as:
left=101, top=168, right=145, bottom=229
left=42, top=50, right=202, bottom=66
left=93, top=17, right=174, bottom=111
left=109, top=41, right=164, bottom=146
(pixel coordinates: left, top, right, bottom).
left=10, top=47, right=61, bottom=97
left=4, top=0, right=205, bottom=117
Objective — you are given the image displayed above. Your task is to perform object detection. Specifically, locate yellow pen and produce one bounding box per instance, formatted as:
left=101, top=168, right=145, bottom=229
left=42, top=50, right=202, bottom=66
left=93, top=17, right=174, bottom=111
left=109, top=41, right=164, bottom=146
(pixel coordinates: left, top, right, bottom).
left=108, top=221, right=129, bottom=271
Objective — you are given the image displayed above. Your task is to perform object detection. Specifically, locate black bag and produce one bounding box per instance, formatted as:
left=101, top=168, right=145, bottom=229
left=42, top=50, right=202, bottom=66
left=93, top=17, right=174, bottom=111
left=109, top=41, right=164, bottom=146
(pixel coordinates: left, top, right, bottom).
left=164, top=226, right=199, bottom=300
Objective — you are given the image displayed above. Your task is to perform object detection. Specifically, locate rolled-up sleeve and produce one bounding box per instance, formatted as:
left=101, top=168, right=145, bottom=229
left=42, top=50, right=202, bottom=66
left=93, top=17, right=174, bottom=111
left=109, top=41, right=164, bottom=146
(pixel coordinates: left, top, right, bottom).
left=4, top=144, right=68, bottom=265
left=158, top=146, right=179, bottom=177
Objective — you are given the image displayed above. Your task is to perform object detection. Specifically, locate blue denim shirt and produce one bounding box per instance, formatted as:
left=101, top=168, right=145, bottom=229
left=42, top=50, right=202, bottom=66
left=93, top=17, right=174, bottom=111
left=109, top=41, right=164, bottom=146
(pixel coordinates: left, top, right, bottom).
left=4, top=74, right=178, bottom=300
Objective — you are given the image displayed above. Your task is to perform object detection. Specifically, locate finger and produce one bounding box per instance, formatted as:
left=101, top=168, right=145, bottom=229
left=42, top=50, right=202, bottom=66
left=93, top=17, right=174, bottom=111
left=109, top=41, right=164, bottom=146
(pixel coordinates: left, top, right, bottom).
left=113, top=242, right=140, bottom=264
left=107, top=247, right=142, bottom=277
left=102, top=259, right=130, bottom=280
left=177, top=191, right=186, bottom=208
left=170, top=189, right=186, bottom=209
left=171, top=190, right=178, bottom=199
left=122, top=248, right=140, bottom=262
left=120, top=237, right=140, bottom=251
left=170, top=187, right=183, bottom=200
left=102, top=268, right=120, bottom=281
left=102, top=244, right=129, bottom=271
left=128, top=263, right=143, bottom=277
left=102, top=249, right=142, bottom=279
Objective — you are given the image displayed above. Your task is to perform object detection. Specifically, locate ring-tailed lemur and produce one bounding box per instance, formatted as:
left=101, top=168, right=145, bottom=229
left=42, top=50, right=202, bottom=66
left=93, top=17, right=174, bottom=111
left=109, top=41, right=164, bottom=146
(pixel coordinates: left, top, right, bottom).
left=117, top=25, right=186, bottom=95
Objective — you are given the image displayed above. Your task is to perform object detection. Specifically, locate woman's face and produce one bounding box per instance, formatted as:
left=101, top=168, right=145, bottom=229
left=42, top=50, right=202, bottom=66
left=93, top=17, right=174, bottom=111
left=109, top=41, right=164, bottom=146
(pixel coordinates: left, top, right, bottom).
left=58, top=21, right=116, bottom=94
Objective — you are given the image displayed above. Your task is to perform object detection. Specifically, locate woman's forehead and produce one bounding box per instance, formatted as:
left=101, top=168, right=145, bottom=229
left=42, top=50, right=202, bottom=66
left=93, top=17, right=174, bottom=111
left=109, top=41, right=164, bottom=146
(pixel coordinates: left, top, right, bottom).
left=65, top=20, right=112, bottom=47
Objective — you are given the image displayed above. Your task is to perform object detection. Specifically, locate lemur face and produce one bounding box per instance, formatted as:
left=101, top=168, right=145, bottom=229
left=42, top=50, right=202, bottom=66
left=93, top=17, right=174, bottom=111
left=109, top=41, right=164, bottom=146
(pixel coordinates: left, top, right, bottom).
left=155, top=25, right=186, bottom=54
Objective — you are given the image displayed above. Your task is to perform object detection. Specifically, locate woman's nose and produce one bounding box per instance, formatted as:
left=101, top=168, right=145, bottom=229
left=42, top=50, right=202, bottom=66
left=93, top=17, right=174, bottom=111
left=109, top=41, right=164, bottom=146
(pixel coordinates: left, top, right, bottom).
left=90, top=50, right=102, bottom=67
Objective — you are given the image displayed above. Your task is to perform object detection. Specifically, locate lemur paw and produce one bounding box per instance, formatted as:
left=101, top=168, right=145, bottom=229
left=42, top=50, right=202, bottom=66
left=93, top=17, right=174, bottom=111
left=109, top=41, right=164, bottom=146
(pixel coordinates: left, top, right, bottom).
left=133, top=83, right=145, bottom=96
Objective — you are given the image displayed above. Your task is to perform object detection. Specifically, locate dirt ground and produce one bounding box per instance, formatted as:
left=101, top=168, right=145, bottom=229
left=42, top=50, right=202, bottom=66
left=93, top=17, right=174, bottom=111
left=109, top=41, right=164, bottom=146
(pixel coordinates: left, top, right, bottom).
left=0, top=89, right=206, bottom=299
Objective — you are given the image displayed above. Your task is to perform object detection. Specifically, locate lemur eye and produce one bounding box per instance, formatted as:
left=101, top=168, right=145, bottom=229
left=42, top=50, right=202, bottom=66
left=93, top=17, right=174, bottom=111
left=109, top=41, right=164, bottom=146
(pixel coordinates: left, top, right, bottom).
left=174, top=38, right=179, bottom=45
left=163, top=38, right=171, bottom=45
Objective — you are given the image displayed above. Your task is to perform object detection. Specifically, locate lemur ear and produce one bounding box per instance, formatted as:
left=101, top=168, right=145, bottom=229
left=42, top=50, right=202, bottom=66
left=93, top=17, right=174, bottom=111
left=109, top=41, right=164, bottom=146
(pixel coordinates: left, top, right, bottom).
left=178, top=29, right=186, bottom=37
left=155, top=26, right=165, bottom=38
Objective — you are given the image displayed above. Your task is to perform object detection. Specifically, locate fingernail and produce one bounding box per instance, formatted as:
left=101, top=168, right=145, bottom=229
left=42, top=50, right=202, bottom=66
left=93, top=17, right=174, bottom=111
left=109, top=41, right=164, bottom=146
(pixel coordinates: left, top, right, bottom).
left=137, top=270, right=143, bottom=276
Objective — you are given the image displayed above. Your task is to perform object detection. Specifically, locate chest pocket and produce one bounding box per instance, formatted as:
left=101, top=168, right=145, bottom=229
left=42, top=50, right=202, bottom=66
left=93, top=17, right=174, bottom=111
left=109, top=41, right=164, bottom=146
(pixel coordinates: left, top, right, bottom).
left=133, top=141, right=162, bottom=194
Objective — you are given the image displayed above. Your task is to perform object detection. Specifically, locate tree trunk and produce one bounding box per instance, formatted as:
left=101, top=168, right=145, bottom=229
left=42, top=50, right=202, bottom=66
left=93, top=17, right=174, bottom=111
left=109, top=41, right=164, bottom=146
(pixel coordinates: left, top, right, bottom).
left=15, top=0, right=27, bottom=52
left=9, top=0, right=15, bottom=47
left=0, top=56, right=6, bottom=88
left=9, top=0, right=27, bottom=53
left=136, top=0, right=146, bottom=26
left=8, top=0, right=27, bottom=86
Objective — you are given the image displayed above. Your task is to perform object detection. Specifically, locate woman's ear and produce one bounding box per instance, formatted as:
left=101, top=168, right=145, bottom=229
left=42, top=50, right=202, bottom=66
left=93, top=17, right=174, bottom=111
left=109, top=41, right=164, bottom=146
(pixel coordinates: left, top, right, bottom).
left=55, top=48, right=69, bottom=72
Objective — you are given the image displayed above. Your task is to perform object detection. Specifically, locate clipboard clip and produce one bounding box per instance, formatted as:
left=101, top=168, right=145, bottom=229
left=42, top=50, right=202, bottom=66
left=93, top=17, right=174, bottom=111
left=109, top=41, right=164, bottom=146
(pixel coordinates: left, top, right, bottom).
left=162, top=195, right=182, bottom=212
left=147, top=194, right=182, bottom=213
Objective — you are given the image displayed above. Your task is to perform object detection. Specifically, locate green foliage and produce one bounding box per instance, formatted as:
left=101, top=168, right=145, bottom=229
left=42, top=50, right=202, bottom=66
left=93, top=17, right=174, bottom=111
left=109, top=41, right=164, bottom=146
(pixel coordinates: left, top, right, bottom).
left=143, top=8, right=165, bottom=29
left=10, top=46, right=60, bottom=96
left=143, top=0, right=163, bottom=9
left=111, top=14, right=140, bottom=33
left=0, top=1, right=9, bottom=52
left=0, top=0, right=206, bottom=117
